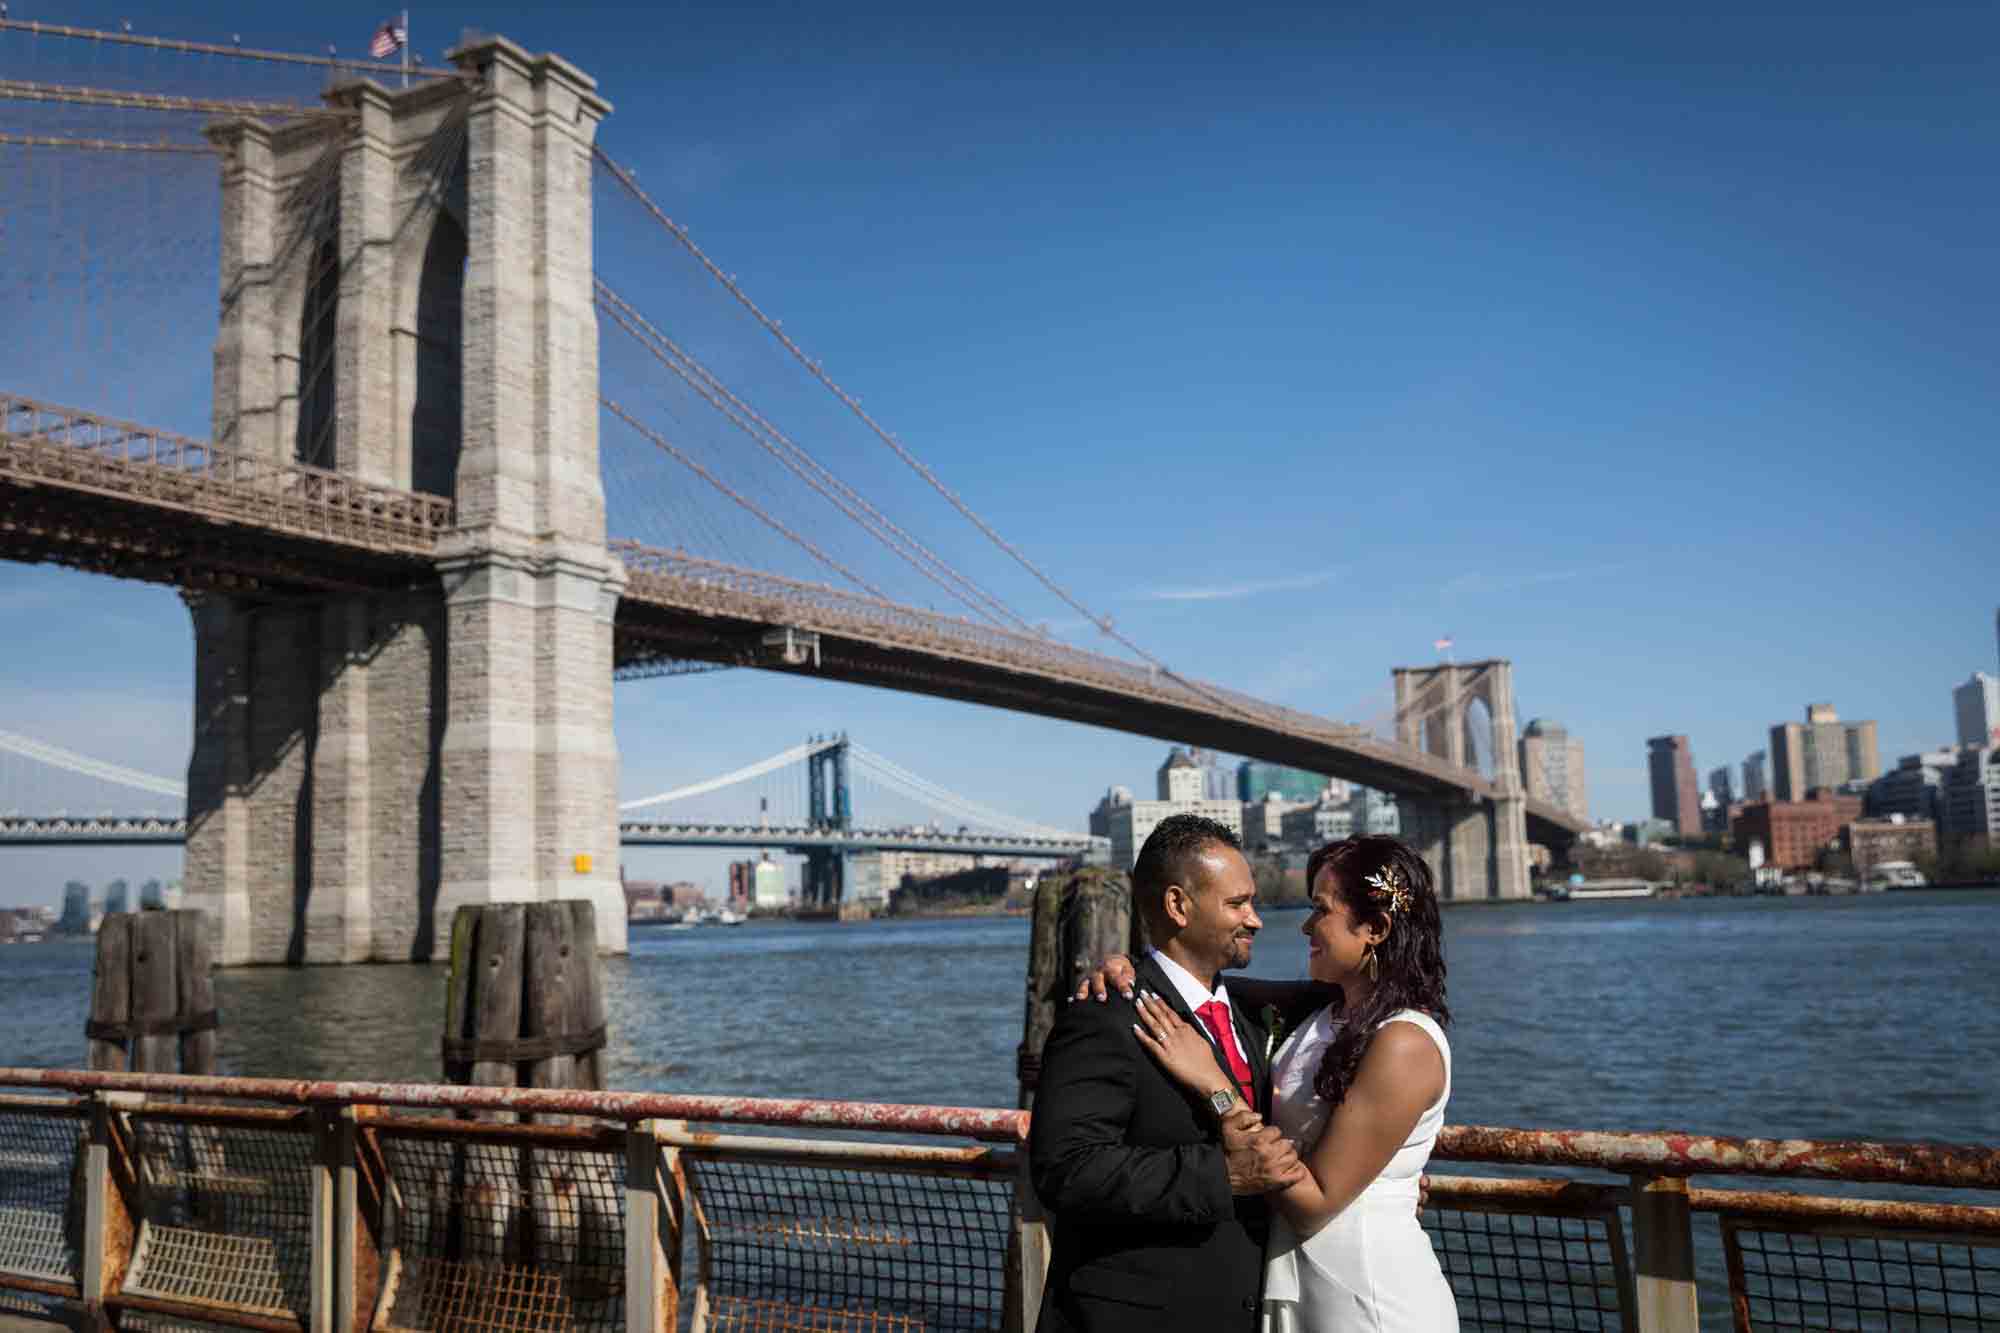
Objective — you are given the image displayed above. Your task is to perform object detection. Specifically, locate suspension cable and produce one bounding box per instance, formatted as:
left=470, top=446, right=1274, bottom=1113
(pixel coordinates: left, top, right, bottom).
left=594, top=279, right=1033, bottom=632
left=592, top=145, right=1285, bottom=731
left=0, top=17, right=457, bottom=80
left=0, top=78, right=343, bottom=119
left=599, top=392, right=889, bottom=600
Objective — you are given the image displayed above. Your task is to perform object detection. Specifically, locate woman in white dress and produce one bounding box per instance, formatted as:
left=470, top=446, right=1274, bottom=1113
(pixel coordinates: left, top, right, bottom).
left=1130, top=835, right=1458, bottom=1332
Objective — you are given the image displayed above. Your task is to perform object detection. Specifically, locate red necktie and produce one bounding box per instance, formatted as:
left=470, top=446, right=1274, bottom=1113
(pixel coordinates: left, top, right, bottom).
left=1195, top=999, right=1255, bottom=1106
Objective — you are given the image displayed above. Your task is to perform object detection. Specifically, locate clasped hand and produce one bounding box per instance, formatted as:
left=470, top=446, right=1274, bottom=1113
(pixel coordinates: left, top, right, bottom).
left=1131, top=991, right=1304, bottom=1194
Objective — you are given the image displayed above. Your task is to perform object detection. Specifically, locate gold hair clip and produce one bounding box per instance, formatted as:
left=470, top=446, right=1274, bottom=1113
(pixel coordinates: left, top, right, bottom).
left=1364, top=867, right=1412, bottom=915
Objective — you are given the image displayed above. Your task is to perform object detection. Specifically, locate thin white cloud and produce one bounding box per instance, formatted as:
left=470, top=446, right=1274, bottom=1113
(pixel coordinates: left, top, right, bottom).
left=1141, top=568, right=1342, bottom=603
left=1442, top=563, right=1629, bottom=598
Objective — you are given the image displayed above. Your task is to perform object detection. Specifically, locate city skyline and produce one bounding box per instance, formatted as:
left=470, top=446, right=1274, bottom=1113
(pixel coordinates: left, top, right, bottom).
left=2, top=0, right=1996, bottom=905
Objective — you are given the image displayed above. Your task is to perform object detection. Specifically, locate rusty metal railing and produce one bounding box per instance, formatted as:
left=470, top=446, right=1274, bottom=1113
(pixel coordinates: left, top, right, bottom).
left=0, top=392, right=456, bottom=557
left=2, top=1068, right=1997, bottom=1331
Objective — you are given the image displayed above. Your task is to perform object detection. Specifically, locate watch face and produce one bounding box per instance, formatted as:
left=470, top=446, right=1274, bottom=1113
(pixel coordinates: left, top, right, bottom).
left=1208, top=1090, right=1235, bottom=1114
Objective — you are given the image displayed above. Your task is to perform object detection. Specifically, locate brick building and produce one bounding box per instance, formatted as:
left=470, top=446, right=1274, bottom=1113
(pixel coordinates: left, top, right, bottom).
left=1731, top=792, right=1865, bottom=871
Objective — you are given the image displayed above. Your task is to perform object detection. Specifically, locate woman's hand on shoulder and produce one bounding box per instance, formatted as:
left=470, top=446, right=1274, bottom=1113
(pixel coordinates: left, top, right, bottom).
left=1131, top=990, right=1228, bottom=1098
left=1072, top=953, right=1136, bottom=1003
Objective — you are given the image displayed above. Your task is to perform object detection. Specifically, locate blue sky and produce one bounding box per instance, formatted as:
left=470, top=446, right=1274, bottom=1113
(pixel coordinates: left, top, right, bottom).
left=1, top=0, right=1994, bottom=905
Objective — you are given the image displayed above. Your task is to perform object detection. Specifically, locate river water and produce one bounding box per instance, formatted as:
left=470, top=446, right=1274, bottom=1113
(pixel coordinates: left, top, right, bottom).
left=5, top=890, right=1997, bottom=1325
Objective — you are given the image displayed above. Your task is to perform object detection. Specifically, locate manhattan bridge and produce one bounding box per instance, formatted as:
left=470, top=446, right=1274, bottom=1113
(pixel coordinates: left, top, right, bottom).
left=0, top=17, right=1585, bottom=965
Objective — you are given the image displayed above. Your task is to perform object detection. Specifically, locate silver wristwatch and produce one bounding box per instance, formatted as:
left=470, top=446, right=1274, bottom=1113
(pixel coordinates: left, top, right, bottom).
left=1205, top=1088, right=1237, bottom=1119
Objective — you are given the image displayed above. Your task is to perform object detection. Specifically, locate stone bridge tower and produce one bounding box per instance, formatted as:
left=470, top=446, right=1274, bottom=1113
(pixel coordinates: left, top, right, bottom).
left=185, top=39, right=626, bottom=965
left=1391, top=658, right=1530, bottom=901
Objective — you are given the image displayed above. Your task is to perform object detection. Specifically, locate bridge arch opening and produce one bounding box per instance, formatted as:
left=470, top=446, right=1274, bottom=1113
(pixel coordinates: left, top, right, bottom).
left=410, top=209, right=465, bottom=500
left=1463, top=696, right=1496, bottom=781
left=294, top=216, right=340, bottom=470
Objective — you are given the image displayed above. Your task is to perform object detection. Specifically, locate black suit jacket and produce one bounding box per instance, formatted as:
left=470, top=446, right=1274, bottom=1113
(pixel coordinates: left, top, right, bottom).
left=1030, top=956, right=1326, bottom=1333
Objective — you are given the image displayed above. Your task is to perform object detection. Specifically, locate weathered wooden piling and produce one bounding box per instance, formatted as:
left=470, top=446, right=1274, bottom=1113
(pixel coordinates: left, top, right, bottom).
left=85, top=910, right=216, bottom=1075
left=1015, top=864, right=1136, bottom=1109
left=444, top=902, right=608, bottom=1099
left=1008, top=865, right=1135, bottom=1333
left=441, top=901, right=617, bottom=1306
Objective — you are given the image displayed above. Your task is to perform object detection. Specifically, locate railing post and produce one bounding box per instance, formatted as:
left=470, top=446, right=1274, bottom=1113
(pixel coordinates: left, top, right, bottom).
left=79, top=1091, right=139, bottom=1332
left=1003, top=1146, right=1049, bottom=1333
left=1630, top=1173, right=1699, bottom=1332
left=625, top=1119, right=678, bottom=1332
left=310, top=1106, right=360, bottom=1331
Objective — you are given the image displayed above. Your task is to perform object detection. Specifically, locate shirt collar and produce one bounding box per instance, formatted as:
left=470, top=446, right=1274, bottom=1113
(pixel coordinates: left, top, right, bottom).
left=1147, top=948, right=1231, bottom=1014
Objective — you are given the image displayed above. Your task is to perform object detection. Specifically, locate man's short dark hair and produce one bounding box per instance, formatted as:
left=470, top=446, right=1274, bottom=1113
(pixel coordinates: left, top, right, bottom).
left=1132, top=813, right=1243, bottom=920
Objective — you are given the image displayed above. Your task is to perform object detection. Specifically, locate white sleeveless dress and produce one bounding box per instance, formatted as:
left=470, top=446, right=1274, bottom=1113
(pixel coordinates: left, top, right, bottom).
left=1261, top=1007, right=1458, bottom=1333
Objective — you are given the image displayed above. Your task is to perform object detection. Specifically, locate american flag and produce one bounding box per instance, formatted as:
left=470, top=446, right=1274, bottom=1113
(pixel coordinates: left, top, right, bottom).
left=369, top=18, right=406, bottom=59
left=1434, top=635, right=1454, bottom=653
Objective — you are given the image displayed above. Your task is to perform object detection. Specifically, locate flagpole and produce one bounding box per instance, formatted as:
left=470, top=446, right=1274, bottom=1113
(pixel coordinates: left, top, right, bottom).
left=400, top=10, right=410, bottom=89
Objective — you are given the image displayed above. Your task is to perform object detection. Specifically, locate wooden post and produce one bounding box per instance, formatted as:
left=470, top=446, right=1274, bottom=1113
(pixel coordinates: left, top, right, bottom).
left=445, top=903, right=527, bottom=1102
left=175, top=909, right=216, bottom=1077
left=129, top=912, right=180, bottom=1074
left=1059, top=867, right=1131, bottom=1003
left=87, top=916, right=132, bottom=1073
left=523, top=903, right=578, bottom=1101
left=1631, top=1173, right=1700, bottom=1332
left=565, top=900, right=607, bottom=1092
left=1016, top=873, right=1064, bottom=1111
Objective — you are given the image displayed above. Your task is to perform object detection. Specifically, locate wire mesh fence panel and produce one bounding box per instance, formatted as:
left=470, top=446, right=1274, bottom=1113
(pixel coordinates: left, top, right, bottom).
left=1425, top=1205, right=1632, bottom=1331
left=1725, top=1223, right=2000, bottom=1331
left=373, top=1130, right=628, bottom=1332
left=684, top=1156, right=1012, bottom=1333
left=0, top=1103, right=83, bottom=1287
left=120, top=1117, right=316, bottom=1320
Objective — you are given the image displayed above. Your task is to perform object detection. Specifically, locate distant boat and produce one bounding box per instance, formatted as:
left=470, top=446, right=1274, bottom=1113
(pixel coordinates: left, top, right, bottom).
left=1553, top=879, right=1659, bottom=901
left=1864, top=861, right=1926, bottom=892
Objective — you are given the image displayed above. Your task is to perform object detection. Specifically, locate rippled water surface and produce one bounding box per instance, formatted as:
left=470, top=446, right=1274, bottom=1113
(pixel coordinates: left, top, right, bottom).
left=6, top=891, right=1997, bottom=1141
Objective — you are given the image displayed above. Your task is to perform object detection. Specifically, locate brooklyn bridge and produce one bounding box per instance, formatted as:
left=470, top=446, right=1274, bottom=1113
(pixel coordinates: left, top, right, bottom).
left=0, top=17, right=1586, bottom=966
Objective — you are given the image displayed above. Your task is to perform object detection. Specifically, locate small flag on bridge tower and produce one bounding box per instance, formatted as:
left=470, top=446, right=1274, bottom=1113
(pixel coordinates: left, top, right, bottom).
left=1434, top=635, right=1454, bottom=654
left=368, top=15, right=407, bottom=59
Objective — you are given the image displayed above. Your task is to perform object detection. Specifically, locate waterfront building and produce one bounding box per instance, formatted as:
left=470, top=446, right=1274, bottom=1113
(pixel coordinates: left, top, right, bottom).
left=1088, top=786, right=1131, bottom=839
left=1106, top=796, right=1242, bottom=870
left=1731, top=792, right=1865, bottom=871
left=1280, top=796, right=1354, bottom=849
left=102, top=880, right=129, bottom=917
left=1352, top=786, right=1402, bottom=836
left=57, top=882, right=89, bottom=936
left=1239, top=793, right=1301, bottom=853
left=1158, top=748, right=1205, bottom=803
left=752, top=856, right=787, bottom=910
left=1236, top=761, right=1326, bottom=805
left=1519, top=719, right=1589, bottom=823
left=1843, top=816, right=1937, bottom=879
left=1647, top=735, right=1701, bottom=838
left=1867, top=749, right=1960, bottom=825
left=1942, top=745, right=2000, bottom=851
left=1955, top=673, right=2000, bottom=748
left=1708, top=767, right=1734, bottom=806
left=1770, top=704, right=1881, bottom=802
left=1625, top=817, right=1677, bottom=847
left=727, top=860, right=754, bottom=911
left=1742, top=750, right=1769, bottom=802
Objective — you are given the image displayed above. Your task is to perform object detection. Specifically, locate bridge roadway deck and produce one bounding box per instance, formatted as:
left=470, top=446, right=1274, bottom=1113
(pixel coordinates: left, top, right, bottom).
left=0, top=393, right=1585, bottom=842
left=0, top=815, right=1097, bottom=856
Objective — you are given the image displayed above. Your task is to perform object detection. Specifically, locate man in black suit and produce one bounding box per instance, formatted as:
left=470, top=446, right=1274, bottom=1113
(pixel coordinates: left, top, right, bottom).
left=1029, top=814, right=1323, bottom=1331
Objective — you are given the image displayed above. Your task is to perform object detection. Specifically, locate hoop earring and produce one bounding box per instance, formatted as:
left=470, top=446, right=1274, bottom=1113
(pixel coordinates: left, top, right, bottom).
left=1363, top=942, right=1380, bottom=983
